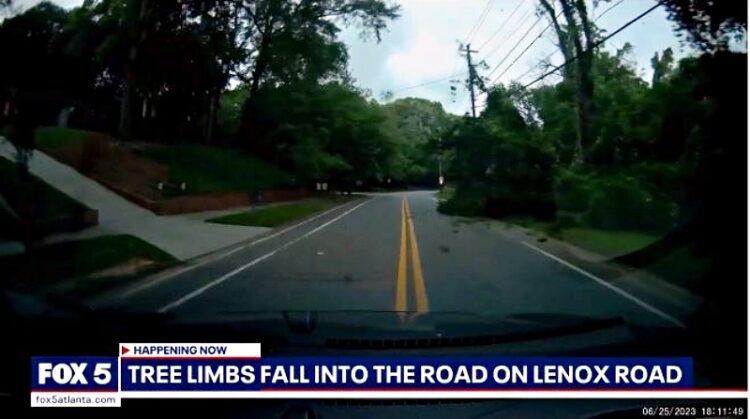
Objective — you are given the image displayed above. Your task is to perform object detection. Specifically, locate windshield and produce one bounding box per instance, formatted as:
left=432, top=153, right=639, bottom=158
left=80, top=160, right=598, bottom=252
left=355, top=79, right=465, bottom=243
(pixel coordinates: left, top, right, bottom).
left=0, top=0, right=746, bottom=393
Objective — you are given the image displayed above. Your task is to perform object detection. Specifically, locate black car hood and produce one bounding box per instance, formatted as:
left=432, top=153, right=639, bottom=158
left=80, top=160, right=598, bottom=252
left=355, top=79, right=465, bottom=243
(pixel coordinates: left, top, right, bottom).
left=170, top=310, right=627, bottom=348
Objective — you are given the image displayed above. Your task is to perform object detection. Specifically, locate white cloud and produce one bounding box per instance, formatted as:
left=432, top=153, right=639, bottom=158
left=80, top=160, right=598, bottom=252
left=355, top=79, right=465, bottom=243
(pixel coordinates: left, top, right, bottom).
left=386, top=29, right=458, bottom=84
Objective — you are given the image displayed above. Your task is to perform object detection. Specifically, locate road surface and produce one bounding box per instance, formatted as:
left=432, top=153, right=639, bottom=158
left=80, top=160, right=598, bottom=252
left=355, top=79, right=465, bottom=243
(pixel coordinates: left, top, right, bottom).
left=99, top=191, right=697, bottom=328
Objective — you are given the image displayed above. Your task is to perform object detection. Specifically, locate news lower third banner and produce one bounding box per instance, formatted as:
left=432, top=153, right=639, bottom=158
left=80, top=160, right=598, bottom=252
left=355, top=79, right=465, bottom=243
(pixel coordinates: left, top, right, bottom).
left=31, top=343, right=694, bottom=407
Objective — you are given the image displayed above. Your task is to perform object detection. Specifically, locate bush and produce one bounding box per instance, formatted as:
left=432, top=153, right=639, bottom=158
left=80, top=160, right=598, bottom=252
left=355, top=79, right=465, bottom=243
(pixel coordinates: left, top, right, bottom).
left=553, top=166, right=682, bottom=233
left=442, top=117, right=557, bottom=219
left=554, top=169, right=594, bottom=212
left=438, top=185, right=487, bottom=217
left=585, top=174, right=678, bottom=231
left=482, top=136, right=556, bottom=219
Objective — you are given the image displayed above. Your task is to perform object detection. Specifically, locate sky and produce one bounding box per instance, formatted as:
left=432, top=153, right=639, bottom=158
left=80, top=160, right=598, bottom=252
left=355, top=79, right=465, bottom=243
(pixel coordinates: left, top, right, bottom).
left=15, top=0, right=693, bottom=115
left=340, top=0, right=692, bottom=114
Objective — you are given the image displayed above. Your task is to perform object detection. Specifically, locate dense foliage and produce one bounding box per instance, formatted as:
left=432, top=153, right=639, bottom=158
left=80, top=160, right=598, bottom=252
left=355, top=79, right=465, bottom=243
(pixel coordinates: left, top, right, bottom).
left=441, top=44, right=739, bottom=234
left=0, top=0, right=431, bottom=188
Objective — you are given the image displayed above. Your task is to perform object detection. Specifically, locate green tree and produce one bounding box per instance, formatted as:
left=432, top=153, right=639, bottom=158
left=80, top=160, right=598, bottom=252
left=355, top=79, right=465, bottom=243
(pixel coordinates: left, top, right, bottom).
left=236, top=0, right=399, bottom=97
left=72, top=0, right=244, bottom=141
left=442, top=86, right=555, bottom=218
left=237, top=0, right=399, bottom=150
left=538, top=0, right=597, bottom=165
left=651, top=47, right=675, bottom=86
left=660, top=0, right=747, bottom=51
left=382, top=98, right=453, bottom=185
left=242, top=82, right=396, bottom=188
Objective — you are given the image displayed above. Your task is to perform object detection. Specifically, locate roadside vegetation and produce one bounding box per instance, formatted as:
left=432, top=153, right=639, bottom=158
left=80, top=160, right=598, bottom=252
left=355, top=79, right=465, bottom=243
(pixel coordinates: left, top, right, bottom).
left=35, top=126, right=102, bottom=151
left=142, top=144, right=292, bottom=196
left=35, top=127, right=293, bottom=199
left=436, top=2, right=745, bottom=302
left=208, top=197, right=354, bottom=227
left=0, top=234, right=175, bottom=292
left=506, top=215, right=660, bottom=258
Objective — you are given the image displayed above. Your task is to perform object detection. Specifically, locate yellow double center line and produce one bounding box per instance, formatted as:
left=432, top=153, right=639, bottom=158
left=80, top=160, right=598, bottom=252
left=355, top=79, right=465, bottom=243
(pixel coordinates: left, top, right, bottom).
left=395, top=195, right=429, bottom=315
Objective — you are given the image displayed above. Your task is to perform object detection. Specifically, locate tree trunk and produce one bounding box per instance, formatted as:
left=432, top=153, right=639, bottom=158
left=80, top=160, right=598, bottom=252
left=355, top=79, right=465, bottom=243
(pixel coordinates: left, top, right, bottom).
left=559, top=0, right=593, bottom=165
left=118, top=0, right=149, bottom=141
left=205, top=92, right=217, bottom=144
left=241, top=13, right=274, bottom=150
left=249, top=32, right=272, bottom=97
left=539, top=0, right=573, bottom=77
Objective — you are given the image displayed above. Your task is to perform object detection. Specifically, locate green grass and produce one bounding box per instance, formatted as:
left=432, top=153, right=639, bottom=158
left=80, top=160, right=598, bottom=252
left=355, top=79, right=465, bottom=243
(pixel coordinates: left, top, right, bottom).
left=208, top=198, right=351, bottom=227
left=34, top=127, right=102, bottom=151
left=32, top=130, right=294, bottom=196
left=436, top=186, right=455, bottom=202
left=556, top=227, right=660, bottom=257
left=0, top=157, right=88, bottom=219
left=143, top=144, right=293, bottom=195
left=1, top=235, right=175, bottom=290
left=505, top=216, right=660, bottom=257
left=644, top=244, right=709, bottom=290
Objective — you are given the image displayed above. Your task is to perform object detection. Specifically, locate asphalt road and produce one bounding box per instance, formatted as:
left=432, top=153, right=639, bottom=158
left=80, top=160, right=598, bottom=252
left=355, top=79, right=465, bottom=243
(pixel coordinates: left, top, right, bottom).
left=99, top=191, right=695, bottom=328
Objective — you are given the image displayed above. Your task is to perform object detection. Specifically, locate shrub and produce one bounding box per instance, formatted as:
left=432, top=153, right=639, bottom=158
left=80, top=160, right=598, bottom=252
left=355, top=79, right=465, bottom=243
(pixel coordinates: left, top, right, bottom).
left=553, top=166, right=682, bottom=233
left=554, top=169, right=595, bottom=212
left=438, top=185, right=487, bottom=217
left=585, top=173, right=679, bottom=232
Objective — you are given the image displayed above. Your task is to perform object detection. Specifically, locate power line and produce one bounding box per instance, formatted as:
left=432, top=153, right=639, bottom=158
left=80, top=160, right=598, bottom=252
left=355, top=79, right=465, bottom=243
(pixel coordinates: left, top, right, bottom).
left=391, top=72, right=467, bottom=93
left=523, top=2, right=663, bottom=89
left=464, top=0, right=496, bottom=45
left=446, top=0, right=495, bottom=96
left=491, top=11, right=562, bottom=84
left=515, top=49, right=557, bottom=81
left=476, top=0, right=525, bottom=51
left=481, top=7, right=536, bottom=61
left=508, top=0, right=628, bottom=85
left=486, top=14, right=544, bottom=80
left=595, top=0, right=626, bottom=20
left=393, top=0, right=628, bottom=99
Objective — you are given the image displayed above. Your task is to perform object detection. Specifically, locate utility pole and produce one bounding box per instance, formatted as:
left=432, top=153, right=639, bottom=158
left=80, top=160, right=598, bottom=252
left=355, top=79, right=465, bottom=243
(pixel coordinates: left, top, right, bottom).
left=463, top=44, right=479, bottom=118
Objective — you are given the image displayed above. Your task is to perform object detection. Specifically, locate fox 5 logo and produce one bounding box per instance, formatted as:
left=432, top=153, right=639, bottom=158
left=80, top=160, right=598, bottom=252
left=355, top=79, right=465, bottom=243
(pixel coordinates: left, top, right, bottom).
left=31, top=357, right=118, bottom=390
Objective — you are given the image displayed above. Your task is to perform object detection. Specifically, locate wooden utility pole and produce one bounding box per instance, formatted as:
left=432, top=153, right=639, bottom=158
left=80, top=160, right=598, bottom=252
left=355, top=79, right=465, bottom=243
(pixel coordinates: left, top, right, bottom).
left=463, top=44, right=479, bottom=118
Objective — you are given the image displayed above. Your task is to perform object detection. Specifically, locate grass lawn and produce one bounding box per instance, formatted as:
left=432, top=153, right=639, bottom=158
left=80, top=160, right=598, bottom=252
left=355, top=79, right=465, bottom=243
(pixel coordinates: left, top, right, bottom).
left=208, top=197, right=352, bottom=227
left=643, top=244, right=709, bottom=290
left=35, top=127, right=292, bottom=197
left=143, top=144, right=292, bottom=195
left=35, top=127, right=106, bottom=151
left=1, top=235, right=175, bottom=291
left=506, top=216, right=660, bottom=258
left=436, top=186, right=454, bottom=201
left=556, top=227, right=660, bottom=257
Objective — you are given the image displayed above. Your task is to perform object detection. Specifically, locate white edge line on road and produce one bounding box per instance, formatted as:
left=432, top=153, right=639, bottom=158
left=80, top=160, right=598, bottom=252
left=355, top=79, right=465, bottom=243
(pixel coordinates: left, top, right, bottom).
left=117, top=199, right=363, bottom=299
left=520, top=241, right=686, bottom=329
left=157, top=201, right=369, bottom=313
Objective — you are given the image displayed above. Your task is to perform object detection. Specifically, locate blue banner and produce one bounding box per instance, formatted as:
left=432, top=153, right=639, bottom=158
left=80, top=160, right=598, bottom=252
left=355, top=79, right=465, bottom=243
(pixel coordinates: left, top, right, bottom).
left=120, top=356, right=693, bottom=391
left=32, top=357, right=119, bottom=391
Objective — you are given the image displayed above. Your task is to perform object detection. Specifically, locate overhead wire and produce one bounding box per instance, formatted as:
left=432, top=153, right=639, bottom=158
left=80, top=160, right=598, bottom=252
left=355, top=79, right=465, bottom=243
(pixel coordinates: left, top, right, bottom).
left=464, top=0, right=496, bottom=45
left=508, top=0, right=630, bottom=85
left=476, top=0, right=525, bottom=51
left=391, top=72, right=467, bottom=93
left=522, top=2, right=663, bottom=88
left=481, top=6, right=536, bottom=60
left=485, top=14, right=544, bottom=80
left=491, top=11, right=562, bottom=84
